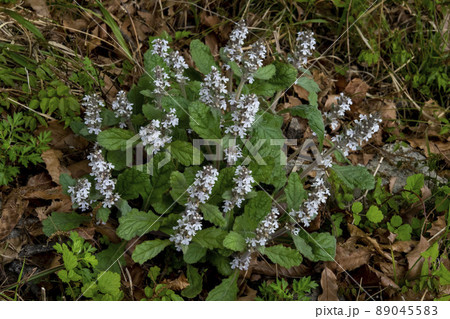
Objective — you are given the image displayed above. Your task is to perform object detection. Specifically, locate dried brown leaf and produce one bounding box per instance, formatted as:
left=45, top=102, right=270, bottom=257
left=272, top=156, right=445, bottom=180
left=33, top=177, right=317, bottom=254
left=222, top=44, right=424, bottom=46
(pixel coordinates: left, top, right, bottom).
left=161, top=273, right=189, bottom=291
left=250, top=259, right=310, bottom=278
left=25, top=0, right=50, bottom=17
left=331, top=244, right=371, bottom=273
left=0, top=189, right=29, bottom=240
left=406, top=236, right=430, bottom=279
left=344, top=78, right=369, bottom=105
left=318, top=267, right=339, bottom=301
left=41, top=149, right=70, bottom=184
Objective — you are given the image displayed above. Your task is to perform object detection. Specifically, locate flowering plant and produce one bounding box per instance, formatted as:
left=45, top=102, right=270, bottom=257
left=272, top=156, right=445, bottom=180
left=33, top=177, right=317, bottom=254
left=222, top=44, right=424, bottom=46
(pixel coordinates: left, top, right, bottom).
left=61, top=21, right=381, bottom=300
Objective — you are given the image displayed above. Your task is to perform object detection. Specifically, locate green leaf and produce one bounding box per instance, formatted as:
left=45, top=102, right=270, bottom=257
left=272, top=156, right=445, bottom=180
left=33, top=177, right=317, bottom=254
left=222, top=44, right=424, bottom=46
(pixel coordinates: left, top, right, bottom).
left=95, top=0, right=132, bottom=60
left=286, top=172, right=307, bottom=211
left=253, top=112, right=284, bottom=139
left=59, top=173, right=76, bottom=195
left=170, top=171, right=189, bottom=204
left=182, top=265, right=203, bottom=298
left=269, top=61, right=298, bottom=90
left=292, top=235, right=314, bottom=261
left=260, top=245, right=303, bottom=269
left=233, top=192, right=272, bottom=236
left=188, top=102, right=222, bottom=139
left=287, top=105, right=324, bottom=147
left=331, top=165, right=375, bottom=190
left=96, top=243, right=126, bottom=274
left=366, top=205, right=383, bottom=223
left=4, top=10, right=45, bottom=41
left=132, top=239, right=171, bottom=264
left=206, top=275, right=238, bottom=301
left=107, top=150, right=127, bottom=171
left=396, top=224, right=412, bottom=241
left=307, top=232, right=336, bottom=262
left=42, top=212, right=90, bottom=237
left=193, top=228, right=227, bottom=250
left=62, top=249, right=78, bottom=271
left=116, top=209, right=161, bottom=240
left=253, top=64, right=276, bottom=80
left=97, top=271, right=123, bottom=297
left=96, top=207, right=111, bottom=223
left=402, top=174, right=424, bottom=203
left=169, top=140, right=203, bottom=166
left=190, top=39, right=217, bottom=74
left=200, top=204, right=226, bottom=227
left=116, top=168, right=151, bottom=200
left=405, top=174, right=424, bottom=193
left=97, top=128, right=135, bottom=151
left=223, top=231, right=246, bottom=252
left=210, top=253, right=233, bottom=276
left=351, top=202, right=363, bottom=214
left=390, top=215, right=403, bottom=228
left=183, top=242, right=207, bottom=264
left=295, top=77, right=321, bottom=106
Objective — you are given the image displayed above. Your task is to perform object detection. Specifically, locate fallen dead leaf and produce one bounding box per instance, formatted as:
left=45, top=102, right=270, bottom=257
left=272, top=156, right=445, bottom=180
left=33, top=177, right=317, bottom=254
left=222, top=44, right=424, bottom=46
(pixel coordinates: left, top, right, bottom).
left=25, top=0, right=50, bottom=18
left=0, top=188, right=29, bottom=241
left=318, top=267, right=339, bottom=301
left=238, top=286, right=258, bottom=301
left=344, top=78, right=369, bottom=105
left=428, top=215, right=447, bottom=238
left=250, top=258, right=310, bottom=278
left=329, top=240, right=371, bottom=273
left=41, top=149, right=70, bottom=184
left=348, top=224, right=392, bottom=261
left=408, top=138, right=450, bottom=161
left=368, top=265, right=400, bottom=289
left=36, top=121, right=88, bottom=151
left=161, top=273, right=189, bottom=291
left=389, top=240, right=417, bottom=253
left=406, top=236, right=430, bottom=279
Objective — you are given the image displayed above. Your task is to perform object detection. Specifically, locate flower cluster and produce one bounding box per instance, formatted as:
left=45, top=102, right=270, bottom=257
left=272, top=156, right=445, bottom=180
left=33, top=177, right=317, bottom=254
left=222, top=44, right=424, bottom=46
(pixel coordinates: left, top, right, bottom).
left=325, top=93, right=353, bottom=130
left=151, top=38, right=170, bottom=59
left=224, top=144, right=243, bottom=165
left=68, top=178, right=92, bottom=211
left=87, top=145, right=120, bottom=209
left=289, top=30, right=316, bottom=68
left=230, top=252, right=252, bottom=271
left=289, top=172, right=330, bottom=232
left=223, top=20, right=248, bottom=64
left=331, top=113, right=382, bottom=156
left=223, top=165, right=254, bottom=212
left=168, top=51, right=188, bottom=82
left=225, top=94, right=260, bottom=138
left=153, top=66, right=170, bottom=95
left=246, top=206, right=280, bottom=248
left=199, top=66, right=229, bottom=110
left=112, top=90, right=133, bottom=128
left=243, top=41, right=266, bottom=83
left=82, top=94, right=105, bottom=135
left=170, top=166, right=219, bottom=250
left=139, top=108, right=179, bottom=154
left=151, top=38, right=188, bottom=83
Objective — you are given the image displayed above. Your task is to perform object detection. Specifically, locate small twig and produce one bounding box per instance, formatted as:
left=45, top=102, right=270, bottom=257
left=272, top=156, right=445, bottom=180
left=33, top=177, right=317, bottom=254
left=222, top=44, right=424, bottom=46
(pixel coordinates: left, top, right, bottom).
left=7, top=97, right=56, bottom=121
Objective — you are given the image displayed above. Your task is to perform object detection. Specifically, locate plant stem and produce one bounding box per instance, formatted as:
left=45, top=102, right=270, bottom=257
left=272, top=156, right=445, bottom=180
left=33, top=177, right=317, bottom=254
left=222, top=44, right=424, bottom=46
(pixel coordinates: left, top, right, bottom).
left=270, top=90, right=283, bottom=112
left=235, top=74, right=247, bottom=100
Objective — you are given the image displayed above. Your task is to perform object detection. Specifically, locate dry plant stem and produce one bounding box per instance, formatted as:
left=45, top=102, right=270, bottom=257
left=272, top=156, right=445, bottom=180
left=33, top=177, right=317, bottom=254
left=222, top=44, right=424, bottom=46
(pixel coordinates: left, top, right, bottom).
left=7, top=97, right=56, bottom=121
left=299, top=146, right=336, bottom=179
left=270, top=90, right=283, bottom=112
